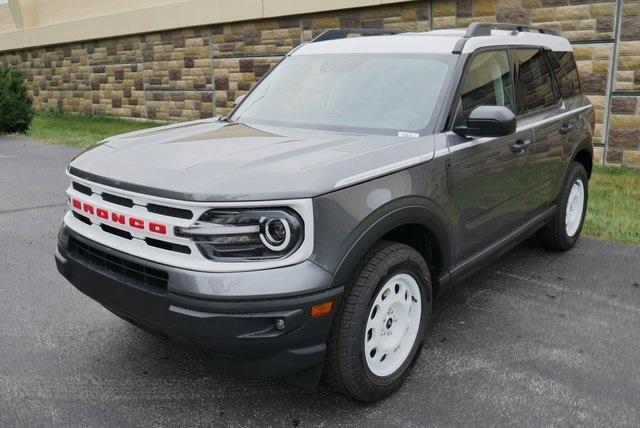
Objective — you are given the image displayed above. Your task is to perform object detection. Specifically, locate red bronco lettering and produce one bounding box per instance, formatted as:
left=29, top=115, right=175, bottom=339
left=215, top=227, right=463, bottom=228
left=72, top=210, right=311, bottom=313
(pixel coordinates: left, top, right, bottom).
left=70, top=197, right=167, bottom=235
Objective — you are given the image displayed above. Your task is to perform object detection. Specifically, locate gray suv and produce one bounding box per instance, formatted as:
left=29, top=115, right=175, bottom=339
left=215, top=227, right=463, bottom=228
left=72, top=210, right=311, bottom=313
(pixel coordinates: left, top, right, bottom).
left=55, top=23, right=594, bottom=402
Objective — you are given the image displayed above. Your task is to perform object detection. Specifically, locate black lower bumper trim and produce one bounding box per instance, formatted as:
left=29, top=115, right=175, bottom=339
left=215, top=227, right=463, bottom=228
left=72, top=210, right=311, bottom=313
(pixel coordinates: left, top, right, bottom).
left=55, top=231, right=343, bottom=383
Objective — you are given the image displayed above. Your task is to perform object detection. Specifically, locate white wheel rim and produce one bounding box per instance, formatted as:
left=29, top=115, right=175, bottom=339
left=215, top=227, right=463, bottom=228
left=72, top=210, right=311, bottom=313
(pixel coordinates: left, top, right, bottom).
left=565, top=178, right=585, bottom=237
left=364, top=273, right=422, bottom=377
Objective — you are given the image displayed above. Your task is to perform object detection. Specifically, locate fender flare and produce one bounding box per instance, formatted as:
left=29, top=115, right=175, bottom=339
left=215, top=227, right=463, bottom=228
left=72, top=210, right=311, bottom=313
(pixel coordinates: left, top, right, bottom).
left=565, top=137, right=593, bottom=177
left=549, top=137, right=593, bottom=205
left=328, top=197, right=453, bottom=288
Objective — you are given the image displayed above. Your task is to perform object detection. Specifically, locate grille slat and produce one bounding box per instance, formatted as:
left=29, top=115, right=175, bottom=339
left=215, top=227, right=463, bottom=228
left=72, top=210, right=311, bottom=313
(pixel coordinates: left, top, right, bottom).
left=101, top=192, right=134, bottom=208
left=69, top=238, right=168, bottom=291
left=72, top=181, right=92, bottom=196
left=147, top=203, right=193, bottom=220
left=72, top=211, right=92, bottom=225
left=100, top=223, right=133, bottom=240
left=145, top=237, right=191, bottom=254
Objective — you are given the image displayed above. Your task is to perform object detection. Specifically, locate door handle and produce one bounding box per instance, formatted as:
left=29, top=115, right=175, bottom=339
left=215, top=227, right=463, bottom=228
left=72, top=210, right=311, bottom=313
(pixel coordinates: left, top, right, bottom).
left=510, top=139, right=530, bottom=154
left=559, top=123, right=575, bottom=134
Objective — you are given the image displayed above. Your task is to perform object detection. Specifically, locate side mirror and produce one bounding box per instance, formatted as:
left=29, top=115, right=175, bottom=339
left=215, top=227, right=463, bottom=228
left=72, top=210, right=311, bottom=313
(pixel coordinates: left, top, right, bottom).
left=453, top=105, right=516, bottom=138
left=234, top=94, right=246, bottom=105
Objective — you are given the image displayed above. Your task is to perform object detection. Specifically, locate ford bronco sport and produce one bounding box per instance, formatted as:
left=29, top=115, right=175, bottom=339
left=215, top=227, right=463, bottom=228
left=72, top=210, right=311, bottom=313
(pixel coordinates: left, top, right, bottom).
left=56, top=23, right=594, bottom=402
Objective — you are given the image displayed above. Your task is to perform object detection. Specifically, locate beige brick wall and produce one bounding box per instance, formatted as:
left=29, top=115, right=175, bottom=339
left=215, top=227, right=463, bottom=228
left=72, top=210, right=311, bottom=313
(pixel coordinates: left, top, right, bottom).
left=608, top=96, right=640, bottom=165
left=0, top=0, right=638, bottom=165
left=433, top=0, right=616, bottom=40
left=573, top=43, right=613, bottom=146
left=616, top=1, right=640, bottom=92
left=0, top=2, right=430, bottom=121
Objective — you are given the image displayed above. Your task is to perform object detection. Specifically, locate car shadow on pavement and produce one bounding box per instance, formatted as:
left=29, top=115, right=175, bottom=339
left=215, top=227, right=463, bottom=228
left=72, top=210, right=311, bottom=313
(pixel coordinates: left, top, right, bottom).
left=80, top=237, right=640, bottom=426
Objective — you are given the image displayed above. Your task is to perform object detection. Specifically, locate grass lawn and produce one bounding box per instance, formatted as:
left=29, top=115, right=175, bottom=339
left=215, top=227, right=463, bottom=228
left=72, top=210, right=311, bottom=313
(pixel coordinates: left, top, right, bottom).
left=584, top=165, right=640, bottom=245
left=23, top=112, right=162, bottom=148
left=13, top=112, right=640, bottom=245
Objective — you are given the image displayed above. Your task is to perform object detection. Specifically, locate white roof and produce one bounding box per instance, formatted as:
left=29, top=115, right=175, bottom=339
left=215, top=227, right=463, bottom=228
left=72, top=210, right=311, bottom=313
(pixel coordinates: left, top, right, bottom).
left=293, top=29, right=572, bottom=56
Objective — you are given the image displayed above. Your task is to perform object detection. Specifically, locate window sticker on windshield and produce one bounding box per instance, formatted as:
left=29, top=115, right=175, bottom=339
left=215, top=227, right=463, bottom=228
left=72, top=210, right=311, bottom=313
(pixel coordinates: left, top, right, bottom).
left=398, top=131, right=420, bottom=138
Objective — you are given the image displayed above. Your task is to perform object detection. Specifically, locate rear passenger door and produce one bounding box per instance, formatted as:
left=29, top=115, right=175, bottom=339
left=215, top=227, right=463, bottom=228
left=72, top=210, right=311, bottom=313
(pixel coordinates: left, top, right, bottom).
left=447, top=49, right=534, bottom=260
left=514, top=48, right=576, bottom=211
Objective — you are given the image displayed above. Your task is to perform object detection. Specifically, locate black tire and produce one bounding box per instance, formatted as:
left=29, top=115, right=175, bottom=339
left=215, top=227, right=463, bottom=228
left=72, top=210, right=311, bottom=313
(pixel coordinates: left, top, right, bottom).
left=538, top=161, right=588, bottom=251
left=323, top=241, right=432, bottom=402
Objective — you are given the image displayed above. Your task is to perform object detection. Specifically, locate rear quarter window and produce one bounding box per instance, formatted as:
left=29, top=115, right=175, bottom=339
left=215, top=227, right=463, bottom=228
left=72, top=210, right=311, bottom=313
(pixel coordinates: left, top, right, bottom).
left=548, top=51, right=582, bottom=99
left=516, top=48, right=559, bottom=113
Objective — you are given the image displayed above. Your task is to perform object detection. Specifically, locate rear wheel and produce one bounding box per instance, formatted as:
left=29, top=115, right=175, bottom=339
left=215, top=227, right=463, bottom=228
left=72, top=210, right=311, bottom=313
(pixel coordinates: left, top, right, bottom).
left=538, top=161, right=588, bottom=251
left=324, top=241, right=432, bottom=402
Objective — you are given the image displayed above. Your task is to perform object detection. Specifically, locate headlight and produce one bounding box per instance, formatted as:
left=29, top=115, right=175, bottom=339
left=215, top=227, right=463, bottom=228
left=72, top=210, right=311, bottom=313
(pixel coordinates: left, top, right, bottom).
left=175, top=208, right=304, bottom=261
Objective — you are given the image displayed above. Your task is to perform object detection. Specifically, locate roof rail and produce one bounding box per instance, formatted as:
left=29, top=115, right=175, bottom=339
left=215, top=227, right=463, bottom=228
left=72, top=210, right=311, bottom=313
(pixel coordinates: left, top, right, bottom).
left=465, top=22, right=560, bottom=37
left=311, top=28, right=404, bottom=43
left=452, top=22, right=561, bottom=54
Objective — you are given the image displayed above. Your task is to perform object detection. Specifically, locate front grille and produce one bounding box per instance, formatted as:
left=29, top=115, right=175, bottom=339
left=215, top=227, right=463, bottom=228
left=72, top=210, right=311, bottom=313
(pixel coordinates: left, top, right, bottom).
left=71, top=185, right=193, bottom=254
left=69, top=237, right=168, bottom=291
left=71, top=181, right=194, bottom=219
left=70, top=200, right=190, bottom=255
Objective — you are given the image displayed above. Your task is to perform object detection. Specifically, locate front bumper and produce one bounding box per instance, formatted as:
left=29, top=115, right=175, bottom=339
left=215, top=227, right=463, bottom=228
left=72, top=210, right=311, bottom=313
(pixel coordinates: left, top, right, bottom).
left=55, top=226, right=342, bottom=384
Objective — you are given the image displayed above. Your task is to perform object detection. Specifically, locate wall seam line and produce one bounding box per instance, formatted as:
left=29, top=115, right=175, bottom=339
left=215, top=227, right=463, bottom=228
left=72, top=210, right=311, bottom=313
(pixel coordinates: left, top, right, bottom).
left=601, top=0, right=624, bottom=165
left=208, top=25, right=215, bottom=118
left=87, top=42, right=94, bottom=116
left=141, top=34, right=149, bottom=120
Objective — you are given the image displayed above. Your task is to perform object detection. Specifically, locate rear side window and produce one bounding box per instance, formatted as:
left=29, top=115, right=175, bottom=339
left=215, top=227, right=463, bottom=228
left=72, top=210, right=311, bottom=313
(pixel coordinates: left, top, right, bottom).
left=516, top=49, right=559, bottom=112
left=547, top=51, right=582, bottom=98
left=454, top=50, right=515, bottom=126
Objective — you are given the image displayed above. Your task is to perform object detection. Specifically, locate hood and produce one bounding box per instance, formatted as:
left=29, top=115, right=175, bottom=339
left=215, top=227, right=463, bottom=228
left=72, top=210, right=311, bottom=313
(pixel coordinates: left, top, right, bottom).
left=69, top=119, right=435, bottom=201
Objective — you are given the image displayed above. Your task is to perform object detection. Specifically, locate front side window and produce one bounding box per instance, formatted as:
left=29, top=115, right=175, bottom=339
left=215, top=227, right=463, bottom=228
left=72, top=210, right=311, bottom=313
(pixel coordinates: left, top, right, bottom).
left=454, top=50, right=515, bottom=126
left=516, top=49, right=559, bottom=112
left=230, top=53, right=452, bottom=135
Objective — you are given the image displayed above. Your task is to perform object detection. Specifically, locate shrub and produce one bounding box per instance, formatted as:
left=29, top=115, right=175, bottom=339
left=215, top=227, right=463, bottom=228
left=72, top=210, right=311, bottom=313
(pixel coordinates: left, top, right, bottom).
left=0, top=67, right=33, bottom=133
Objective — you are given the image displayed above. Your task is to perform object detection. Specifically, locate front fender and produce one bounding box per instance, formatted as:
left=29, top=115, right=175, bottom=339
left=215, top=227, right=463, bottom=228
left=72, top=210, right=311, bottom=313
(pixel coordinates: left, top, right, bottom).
left=326, top=196, right=453, bottom=289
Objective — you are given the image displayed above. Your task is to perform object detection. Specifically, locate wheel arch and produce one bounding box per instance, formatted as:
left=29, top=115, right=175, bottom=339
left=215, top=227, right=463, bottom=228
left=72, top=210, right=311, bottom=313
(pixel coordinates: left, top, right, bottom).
left=570, top=138, right=594, bottom=178
left=328, top=198, right=453, bottom=295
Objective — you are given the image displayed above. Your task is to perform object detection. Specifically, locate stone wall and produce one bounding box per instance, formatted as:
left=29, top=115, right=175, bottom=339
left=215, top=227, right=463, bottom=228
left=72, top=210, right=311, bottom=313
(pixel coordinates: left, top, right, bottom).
left=608, top=1, right=640, bottom=164
left=0, top=0, right=638, bottom=165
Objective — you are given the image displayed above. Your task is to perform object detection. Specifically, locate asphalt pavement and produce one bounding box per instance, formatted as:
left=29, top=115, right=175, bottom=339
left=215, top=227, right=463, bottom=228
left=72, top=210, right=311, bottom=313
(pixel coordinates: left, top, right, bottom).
left=1, top=136, right=639, bottom=426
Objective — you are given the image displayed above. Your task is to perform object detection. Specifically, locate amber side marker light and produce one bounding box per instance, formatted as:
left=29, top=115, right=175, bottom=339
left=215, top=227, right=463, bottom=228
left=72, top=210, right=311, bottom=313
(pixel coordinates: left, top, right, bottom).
left=311, top=301, right=334, bottom=317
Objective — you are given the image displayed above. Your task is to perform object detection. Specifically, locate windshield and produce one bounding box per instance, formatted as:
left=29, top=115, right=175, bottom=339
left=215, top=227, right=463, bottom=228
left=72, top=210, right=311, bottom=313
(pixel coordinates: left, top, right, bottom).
left=230, top=53, right=452, bottom=135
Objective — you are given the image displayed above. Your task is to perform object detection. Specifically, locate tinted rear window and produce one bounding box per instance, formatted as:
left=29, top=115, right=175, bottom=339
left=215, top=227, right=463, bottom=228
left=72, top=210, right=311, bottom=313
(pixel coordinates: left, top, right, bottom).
left=516, top=49, right=559, bottom=113
left=548, top=51, right=582, bottom=98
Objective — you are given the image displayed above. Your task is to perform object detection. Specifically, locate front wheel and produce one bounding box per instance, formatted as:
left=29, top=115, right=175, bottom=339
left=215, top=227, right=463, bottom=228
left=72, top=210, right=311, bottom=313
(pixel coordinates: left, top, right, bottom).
left=324, top=241, right=432, bottom=402
left=538, top=161, right=588, bottom=251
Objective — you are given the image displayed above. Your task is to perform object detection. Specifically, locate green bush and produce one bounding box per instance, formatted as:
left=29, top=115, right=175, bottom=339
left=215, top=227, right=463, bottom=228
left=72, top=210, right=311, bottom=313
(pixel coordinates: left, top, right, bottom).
left=0, top=68, right=33, bottom=133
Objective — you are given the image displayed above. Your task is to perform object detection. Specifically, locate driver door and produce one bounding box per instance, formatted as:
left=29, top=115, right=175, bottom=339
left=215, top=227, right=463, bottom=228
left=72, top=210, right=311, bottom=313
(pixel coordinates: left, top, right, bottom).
left=446, top=49, right=533, bottom=261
